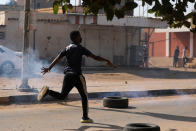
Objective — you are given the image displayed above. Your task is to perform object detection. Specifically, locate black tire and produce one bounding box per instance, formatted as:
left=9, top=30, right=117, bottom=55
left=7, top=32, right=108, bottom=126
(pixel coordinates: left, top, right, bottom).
left=123, top=123, right=160, bottom=131
left=103, top=96, right=128, bottom=108
left=0, top=61, right=15, bottom=74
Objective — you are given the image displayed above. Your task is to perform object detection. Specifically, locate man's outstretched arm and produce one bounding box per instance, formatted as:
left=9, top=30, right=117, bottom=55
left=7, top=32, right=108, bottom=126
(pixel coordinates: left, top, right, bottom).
left=89, top=54, right=117, bottom=68
left=41, top=54, right=61, bottom=75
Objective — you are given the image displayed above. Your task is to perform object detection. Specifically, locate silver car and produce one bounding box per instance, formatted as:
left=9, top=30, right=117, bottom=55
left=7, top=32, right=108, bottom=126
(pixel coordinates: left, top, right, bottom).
left=0, top=45, right=22, bottom=74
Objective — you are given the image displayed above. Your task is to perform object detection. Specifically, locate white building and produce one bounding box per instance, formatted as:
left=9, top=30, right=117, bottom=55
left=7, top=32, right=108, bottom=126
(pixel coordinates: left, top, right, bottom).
left=0, top=11, right=167, bottom=66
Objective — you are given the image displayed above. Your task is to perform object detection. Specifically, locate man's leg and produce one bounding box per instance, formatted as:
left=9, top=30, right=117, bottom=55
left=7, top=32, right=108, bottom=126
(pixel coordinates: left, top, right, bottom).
left=183, top=58, right=185, bottom=67
left=176, top=58, right=178, bottom=67
left=37, top=86, right=49, bottom=101
left=75, top=75, right=93, bottom=123
left=185, top=57, right=189, bottom=64
left=174, top=58, right=177, bottom=67
left=48, top=74, right=74, bottom=100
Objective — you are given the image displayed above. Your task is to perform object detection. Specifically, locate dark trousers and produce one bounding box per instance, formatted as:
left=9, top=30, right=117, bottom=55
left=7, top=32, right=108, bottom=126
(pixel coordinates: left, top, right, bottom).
left=173, top=57, right=178, bottom=67
left=48, top=72, right=88, bottom=118
left=183, top=57, right=188, bottom=67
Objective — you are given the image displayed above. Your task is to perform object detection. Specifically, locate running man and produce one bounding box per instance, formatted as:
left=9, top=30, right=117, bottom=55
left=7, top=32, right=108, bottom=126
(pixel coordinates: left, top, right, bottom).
left=38, top=30, right=116, bottom=123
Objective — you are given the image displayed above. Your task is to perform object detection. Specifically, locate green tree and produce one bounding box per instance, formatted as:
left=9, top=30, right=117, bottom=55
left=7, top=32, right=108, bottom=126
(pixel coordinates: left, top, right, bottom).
left=50, top=0, right=196, bottom=32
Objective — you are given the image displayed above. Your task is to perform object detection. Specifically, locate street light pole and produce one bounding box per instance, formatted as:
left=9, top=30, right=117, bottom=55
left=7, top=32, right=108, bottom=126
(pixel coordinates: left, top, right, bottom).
left=19, top=0, right=31, bottom=90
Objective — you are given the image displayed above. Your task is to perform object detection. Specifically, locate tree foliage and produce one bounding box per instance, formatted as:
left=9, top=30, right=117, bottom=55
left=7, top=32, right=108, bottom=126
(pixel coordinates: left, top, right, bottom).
left=50, top=0, right=196, bottom=31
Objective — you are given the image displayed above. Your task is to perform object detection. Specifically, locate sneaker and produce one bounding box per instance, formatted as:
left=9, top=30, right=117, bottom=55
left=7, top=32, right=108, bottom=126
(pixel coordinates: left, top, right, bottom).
left=80, top=117, right=93, bottom=123
left=37, top=86, right=49, bottom=101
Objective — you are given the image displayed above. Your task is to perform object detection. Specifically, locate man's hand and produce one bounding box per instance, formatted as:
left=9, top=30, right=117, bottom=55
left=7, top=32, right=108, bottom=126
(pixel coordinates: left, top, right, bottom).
left=41, top=67, right=50, bottom=75
left=106, top=61, right=117, bottom=68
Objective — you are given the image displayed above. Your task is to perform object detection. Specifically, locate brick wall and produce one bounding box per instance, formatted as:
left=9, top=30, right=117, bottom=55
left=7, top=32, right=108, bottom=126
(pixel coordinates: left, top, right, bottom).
left=148, top=32, right=166, bottom=57
left=16, top=0, right=23, bottom=6
left=194, top=33, right=196, bottom=57
left=148, top=28, right=196, bottom=58
left=170, top=32, right=190, bottom=57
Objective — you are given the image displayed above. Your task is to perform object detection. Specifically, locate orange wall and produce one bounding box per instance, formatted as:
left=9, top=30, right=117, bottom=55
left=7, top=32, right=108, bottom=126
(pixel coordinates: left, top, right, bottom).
left=194, top=33, right=196, bottom=57
left=16, top=0, right=23, bottom=6
left=170, top=32, right=190, bottom=57
left=148, top=32, right=166, bottom=57
left=148, top=31, right=196, bottom=57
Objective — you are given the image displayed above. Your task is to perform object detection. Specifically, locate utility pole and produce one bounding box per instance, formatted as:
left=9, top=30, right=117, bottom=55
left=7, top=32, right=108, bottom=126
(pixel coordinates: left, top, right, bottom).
left=19, top=0, right=31, bottom=90
left=75, top=0, right=76, bottom=12
left=33, top=0, right=36, bottom=52
left=34, top=0, right=36, bottom=10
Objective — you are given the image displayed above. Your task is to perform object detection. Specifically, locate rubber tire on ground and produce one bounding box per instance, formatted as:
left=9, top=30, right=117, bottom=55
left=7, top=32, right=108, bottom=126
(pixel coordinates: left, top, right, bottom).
left=0, top=61, right=15, bottom=74
left=103, top=96, right=128, bottom=108
left=123, top=123, right=160, bottom=131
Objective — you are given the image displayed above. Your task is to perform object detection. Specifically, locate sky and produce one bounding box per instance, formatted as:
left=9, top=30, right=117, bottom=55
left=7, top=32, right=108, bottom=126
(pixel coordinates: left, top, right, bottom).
left=0, top=0, right=194, bottom=17
left=0, top=0, right=9, bottom=5
left=69, top=0, right=195, bottom=17
left=134, top=1, right=195, bottom=17
left=0, top=0, right=11, bottom=5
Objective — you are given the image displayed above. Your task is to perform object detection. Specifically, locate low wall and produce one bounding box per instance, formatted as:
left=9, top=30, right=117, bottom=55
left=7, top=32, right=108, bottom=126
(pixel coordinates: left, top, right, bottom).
left=149, top=57, right=173, bottom=67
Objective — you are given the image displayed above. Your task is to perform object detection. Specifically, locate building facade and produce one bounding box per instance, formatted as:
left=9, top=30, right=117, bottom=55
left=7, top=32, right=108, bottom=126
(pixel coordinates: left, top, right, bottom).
left=0, top=11, right=141, bottom=66
left=148, top=28, right=196, bottom=58
left=17, top=0, right=53, bottom=9
left=0, top=11, right=167, bottom=67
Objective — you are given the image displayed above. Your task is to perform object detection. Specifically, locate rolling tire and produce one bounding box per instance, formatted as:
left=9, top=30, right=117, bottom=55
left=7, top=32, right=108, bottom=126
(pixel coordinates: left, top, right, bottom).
left=0, top=61, right=15, bottom=74
left=123, top=123, right=160, bottom=131
left=103, top=96, right=128, bottom=108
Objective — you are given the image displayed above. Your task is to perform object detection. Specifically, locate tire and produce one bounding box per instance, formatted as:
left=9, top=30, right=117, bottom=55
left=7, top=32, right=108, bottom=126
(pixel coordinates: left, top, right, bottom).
left=123, top=123, right=160, bottom=131
left=0, top=61, right=15, bottom=74
left=103, top=96, right=128, bottom=108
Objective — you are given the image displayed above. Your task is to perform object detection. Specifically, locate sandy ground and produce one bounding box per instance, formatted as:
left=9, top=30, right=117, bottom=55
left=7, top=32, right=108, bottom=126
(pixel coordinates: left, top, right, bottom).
left=1, top=67, right=196, bottom=96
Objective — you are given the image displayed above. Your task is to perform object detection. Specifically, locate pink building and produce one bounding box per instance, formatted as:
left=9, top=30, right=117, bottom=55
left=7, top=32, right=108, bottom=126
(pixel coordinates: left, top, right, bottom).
left=148, top=28, right=196, bottom=58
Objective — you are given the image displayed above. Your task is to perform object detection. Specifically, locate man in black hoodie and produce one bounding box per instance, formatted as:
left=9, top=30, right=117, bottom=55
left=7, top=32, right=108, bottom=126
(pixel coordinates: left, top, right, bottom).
left=38, top=30, right=116, bottom=123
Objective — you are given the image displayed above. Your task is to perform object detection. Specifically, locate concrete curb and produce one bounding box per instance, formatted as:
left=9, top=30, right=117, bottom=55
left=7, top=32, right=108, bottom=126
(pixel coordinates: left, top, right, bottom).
left=0, top=97, right=10, bottom=105
left=87, top=89, right=196, bottom=98
left=1, top=88, right=196, bottom=105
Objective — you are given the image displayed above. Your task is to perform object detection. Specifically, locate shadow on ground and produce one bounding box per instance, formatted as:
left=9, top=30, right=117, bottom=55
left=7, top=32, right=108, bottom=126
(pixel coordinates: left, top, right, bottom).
left=8, top=88, right=196, bottom=105
left=59, top=103, right=196, bottom=123
left=6, top=97, right=196, bottom=123
left=1, top=66, right=196, bottom=79
left=83, top=67, right=196, bottom=79
left=63, top=122, right=123, bottom=131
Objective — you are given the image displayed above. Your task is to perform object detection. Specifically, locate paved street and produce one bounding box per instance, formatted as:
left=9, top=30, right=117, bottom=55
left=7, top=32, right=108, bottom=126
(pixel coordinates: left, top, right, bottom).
left=0, top=95, right=196, bottom=131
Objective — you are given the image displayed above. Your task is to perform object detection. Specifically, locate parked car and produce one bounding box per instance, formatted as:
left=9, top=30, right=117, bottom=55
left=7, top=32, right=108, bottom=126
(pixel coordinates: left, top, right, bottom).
left=0, top=45, right=22, bottom=74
